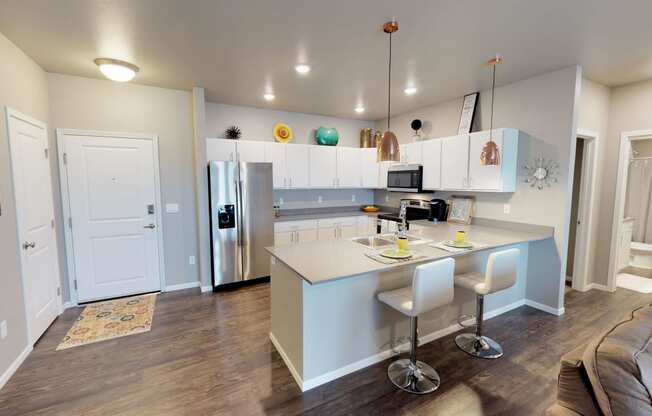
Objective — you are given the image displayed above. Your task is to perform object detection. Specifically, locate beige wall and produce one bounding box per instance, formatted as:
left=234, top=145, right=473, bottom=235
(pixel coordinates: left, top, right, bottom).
left=375, top=66, right=582, bottom=309
left=0, top=33, right=51, bottom=383
left=48, top=73, right=198, bottom=295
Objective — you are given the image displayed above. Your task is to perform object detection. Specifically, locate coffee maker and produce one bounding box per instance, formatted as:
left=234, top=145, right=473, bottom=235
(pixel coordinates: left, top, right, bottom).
left=428, top=199, right=448, bottom=222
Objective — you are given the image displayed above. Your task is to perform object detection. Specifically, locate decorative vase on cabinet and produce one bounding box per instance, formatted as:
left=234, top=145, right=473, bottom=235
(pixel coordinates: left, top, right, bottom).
left=315, top=127, right=339, bottom=146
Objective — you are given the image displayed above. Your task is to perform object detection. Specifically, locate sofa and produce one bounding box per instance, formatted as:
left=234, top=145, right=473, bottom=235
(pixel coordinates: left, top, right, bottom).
left=547, top=303, right=652, bottom=416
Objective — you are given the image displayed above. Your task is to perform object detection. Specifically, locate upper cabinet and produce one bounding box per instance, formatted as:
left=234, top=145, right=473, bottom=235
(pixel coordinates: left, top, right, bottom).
left=207, top=138, right=237, bottom=162
left=336, top=147, right=362, bottom=188
left=265, top=142, right=288, bottom=188
left=309, top=146, right=337, bottom=188
left=441, top=135, right=469, bottom=190
left=421, top=139, right=441, bottom=190
left=285, top=144, right=310, bottom=189
left=236, top=140, right=266, bottom=162
left=399, top=142, right=422, bottom=164
left=361, top=148, right=379, bottom=188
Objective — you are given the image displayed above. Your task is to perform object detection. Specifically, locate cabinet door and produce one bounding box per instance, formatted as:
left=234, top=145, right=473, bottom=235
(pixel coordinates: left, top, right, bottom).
left=441, top=135, right=469, bottom=190
left=237, top=140, right=266, bottom=163
left=339, top=224, right=358, bottom=239
left=405, top=142, right=422, bottom=164
left=468, top=130, right=502, bottom=191
left=207, top=138, right=236, bottom=162
left=318, top=226, right=337, bottom=241
left=421, top=139, right=441, bottom=190
left=337, top=147, right=362, bottom=187
left=286, top=144, right=310, bottom=188
left=297, top=228, right=318, bottom=243
left=378, top=161, right=392, bottom=189
left=360, top=148, right=379, bottom=188
left=274, top=231, right=293, bottom=246
left=265, top=143, right=287, bottom=189
left=309, top=146, right=337, bottom=188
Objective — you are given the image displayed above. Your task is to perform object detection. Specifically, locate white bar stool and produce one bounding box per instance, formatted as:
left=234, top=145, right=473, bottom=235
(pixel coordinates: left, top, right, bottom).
left=377, top=258, right=455, bottom=394
left=454, top=248, right=520, bottom=359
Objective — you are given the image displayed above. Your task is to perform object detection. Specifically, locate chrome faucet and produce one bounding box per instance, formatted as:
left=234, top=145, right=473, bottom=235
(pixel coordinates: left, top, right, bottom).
left=397, top=200, right=408, bottom=236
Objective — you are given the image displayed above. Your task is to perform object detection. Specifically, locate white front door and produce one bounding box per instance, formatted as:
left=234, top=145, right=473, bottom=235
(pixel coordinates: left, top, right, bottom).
left=61, top=132, right=163, bottom=302
left=6, top=109, right=61, bottom=344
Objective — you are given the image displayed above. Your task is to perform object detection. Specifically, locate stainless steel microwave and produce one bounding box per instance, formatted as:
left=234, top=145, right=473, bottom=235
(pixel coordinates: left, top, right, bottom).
left=387, top=164, right=423, bottom=192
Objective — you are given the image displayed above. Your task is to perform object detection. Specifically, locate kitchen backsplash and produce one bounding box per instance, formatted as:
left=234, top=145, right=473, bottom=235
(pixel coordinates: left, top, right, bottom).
left=274, top=189, right=374, bottom=210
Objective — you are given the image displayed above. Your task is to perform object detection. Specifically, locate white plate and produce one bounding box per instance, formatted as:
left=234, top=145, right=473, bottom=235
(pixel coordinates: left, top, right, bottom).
left=379, top=249, right=413, bottom=259
left=442, top=240, right=474, bottom=249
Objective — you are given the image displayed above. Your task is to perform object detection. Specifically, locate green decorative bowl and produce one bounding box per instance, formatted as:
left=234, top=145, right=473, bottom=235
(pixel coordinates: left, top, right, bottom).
left=315, top=127, right=339, bottom=146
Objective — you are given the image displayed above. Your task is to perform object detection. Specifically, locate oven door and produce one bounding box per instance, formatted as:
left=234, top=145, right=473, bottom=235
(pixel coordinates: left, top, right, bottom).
left=387, top=165, right=422, bottom=192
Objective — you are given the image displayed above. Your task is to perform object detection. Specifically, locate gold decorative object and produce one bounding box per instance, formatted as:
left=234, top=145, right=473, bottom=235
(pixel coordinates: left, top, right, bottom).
left=273, top=123, right=293, bottom=143
left=480, top=55, right=502, bottom=166
left=374, top=130, right=382, bottom=147
left=360, top=128, right=373, bottom=148
left=377, top=19, right=401, bottom=162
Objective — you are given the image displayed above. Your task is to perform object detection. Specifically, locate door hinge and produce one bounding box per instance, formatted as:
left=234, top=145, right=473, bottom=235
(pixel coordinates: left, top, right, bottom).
left=73, top=280, right=78, bottom=290
left=44, top=148, right=49, bottom=159
left=57, top=287, right=61, bottom=296
left=63, top=153, right=68, bottom=164
left=68, top=217, right=72, bottom=228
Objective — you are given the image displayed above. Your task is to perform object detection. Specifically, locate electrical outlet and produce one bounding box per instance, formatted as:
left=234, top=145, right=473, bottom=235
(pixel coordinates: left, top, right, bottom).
left=351, top=194, right=356, bottom=202
left=385, top=195, right=389, bottom=202
left=279, top=197, right=284, bottom=206
left=165, top=203, right=180, bottom=213
left=189, top=255, right=196, bottom=265
left=318, top=195, right=323, bottom=203
left=503, top=204, right=511, bottom=214
left=0, top=320, right=7, bottom=340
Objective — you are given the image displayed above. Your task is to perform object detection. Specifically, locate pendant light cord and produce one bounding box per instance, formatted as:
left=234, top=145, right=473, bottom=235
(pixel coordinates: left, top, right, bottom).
left=387, top=31, right=392, bottom=130
left=490, top=63, right=495, bottom=140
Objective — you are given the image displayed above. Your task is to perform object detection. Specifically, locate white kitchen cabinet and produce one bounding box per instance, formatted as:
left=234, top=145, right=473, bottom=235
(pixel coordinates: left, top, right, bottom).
left=360, top=148, right=379, bottom=188
left=265, top=142, right=288, bottom=189
left=309, top=146, right=337, bottom=188
left=441, top=135, right=470, bottom=190
left=317, top=216, right=358, bottom=240
left=207, top=138, right=236, bottom=162
left=274, top=220, right=319, bottom=245
left=401, top=142, right=422, bottom=164
left=378, top=161, right=393, bottom=189
left=274, top=231, right=293, bottom=245
left=236, top=140, right=266, bottom=162
left=358, top=216, right=378, bottom=235
left=337, top=147, right=362, bottom=187
left=285, top=144, right=310, bottom=188
left=467, top=129, right=518, bottom=192
left=421, top=139, right=442, bottom=190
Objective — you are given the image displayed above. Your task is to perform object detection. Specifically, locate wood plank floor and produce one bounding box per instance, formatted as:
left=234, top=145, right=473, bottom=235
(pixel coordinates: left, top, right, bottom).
left=1, top=284, right=650, bottom=416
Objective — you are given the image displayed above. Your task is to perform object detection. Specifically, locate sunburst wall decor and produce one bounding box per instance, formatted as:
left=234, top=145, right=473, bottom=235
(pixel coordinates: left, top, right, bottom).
left=524, top=157, right=559, bottom=190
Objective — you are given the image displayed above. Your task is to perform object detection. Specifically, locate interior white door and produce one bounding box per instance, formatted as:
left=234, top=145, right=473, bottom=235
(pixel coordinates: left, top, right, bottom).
left=441, top=135, right=469, bottom=190
left=360, top=148, right=379, bottom=188
left=337, top=147, right=362, bottom=187
left=265, top=142, right=287, bottom=188
left=468, top=130, right=502, bottom=190
left=63, top=134, right=162, bottom=302
left=421, top=139, right=442, bottom=190
left=207, top=138, right=236, bottom=161
left=309, top=146, right=337, bottom=187
left=236, top=140, right=266, bottom=162
left=7, top=109, right=61, bottom=343
left=285, top=144, right=310, bottom=188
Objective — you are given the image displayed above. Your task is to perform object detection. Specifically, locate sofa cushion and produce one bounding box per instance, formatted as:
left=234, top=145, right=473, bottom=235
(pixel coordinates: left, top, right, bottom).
left=555, top=343, right=601, bottom=415
left=583, top=304, right=652, bottom=416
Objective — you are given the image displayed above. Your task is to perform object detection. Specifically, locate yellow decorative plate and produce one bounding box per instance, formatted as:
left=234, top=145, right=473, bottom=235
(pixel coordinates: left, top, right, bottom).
left=273, top=123, right=293, bottom=143
left=443, top=240, right=474, bottom=249
left=379, top=249, right=413, bottom=259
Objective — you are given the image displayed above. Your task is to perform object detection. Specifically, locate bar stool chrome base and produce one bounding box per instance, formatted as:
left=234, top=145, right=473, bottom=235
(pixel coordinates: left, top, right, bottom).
left=455, top=333, right=503, bottom=359
left=387, top=358, right=441, bottom=394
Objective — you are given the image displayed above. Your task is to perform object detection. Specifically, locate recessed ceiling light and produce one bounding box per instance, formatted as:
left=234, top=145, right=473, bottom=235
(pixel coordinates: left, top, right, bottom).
left=295, top=64, right=311, bottom=74
left=404, top=87, right=418, bottom=95
left=263, top=93, right=276, bottom=101
left=94, top=58, right=139, bottom=82
left=355, top=106, right=365, bottom=113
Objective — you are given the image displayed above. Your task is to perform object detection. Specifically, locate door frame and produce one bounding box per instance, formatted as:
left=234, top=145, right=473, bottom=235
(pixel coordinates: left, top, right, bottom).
left=5, top=107, right=63, bottom=343
left=56, top=129, right=166, bottom=305
left=606, top=129, right=652, bottom=292
left=570, top=129, right=599, bottom=292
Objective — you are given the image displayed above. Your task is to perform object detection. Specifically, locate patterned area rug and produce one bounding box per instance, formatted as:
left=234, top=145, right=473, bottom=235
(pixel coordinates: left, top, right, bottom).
left=57, top=293, right=157, bottom=350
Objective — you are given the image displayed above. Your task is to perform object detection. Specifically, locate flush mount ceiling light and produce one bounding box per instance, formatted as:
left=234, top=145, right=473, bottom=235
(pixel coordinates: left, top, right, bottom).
left=263, top=93, right=276, bottom=101
left=404, top=87, right=418, bottom=95
left=480, top=54, right=503, bottom=166
left=295, top=64, right=311, bottom=74
left=377, top=18, right=401, bottom=162
left=355, top=106, right=365, bottom=113
left=94, top=58, right=139, bottom=82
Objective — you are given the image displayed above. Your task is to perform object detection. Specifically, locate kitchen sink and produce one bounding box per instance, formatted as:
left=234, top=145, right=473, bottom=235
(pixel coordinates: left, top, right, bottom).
left=379, top=233, right=428, bottom=244
left=350, top=236, right=394, bottom=248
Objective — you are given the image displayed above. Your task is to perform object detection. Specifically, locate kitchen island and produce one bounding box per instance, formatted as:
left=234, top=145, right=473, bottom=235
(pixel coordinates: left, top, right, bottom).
left=266, top=219, right=554, bottom=391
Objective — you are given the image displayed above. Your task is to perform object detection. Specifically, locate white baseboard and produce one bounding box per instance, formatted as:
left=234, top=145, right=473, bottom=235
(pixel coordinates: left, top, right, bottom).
left=524, top=299, right=565, bottom=316
left=164, top=281, right=200, bottom=292
left=62, top=301, right=76, bottom=310
left=0, top=344, right=32, bottom=391
left=586, top=283, right=611, bottom=292
left=200, top=285, right=213, bottom=293
left=271, top=298, right=527, bottom=392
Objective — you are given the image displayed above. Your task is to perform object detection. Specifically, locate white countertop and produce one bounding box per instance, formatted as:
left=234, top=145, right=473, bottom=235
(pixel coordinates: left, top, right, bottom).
left=266, top=221, right=553, bottom=285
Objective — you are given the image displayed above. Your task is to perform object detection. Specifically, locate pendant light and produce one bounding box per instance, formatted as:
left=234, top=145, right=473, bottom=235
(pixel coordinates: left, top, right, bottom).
left=480, top=54, right=502, bottom=166
left=377, top=19, right=401, bottom=162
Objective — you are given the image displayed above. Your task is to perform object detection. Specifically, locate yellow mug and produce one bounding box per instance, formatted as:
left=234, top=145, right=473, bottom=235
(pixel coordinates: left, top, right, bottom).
left=455, top=231, right=466, bottom=243
left=396, top=236, right=408, bottom=252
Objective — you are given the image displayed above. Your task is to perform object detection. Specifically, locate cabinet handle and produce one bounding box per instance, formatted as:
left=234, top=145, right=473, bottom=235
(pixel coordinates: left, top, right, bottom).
left=290, top=231, right=294, bottom=243
left=289, top=178, right=292, bottom=188
left=295, top=231, right=299, bottom=243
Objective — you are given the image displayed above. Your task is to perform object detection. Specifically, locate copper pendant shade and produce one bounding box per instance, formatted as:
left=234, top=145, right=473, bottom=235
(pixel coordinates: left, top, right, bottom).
left=480, top=55, right=502, bottom=166
left=377, top=19, right=400, bottom=162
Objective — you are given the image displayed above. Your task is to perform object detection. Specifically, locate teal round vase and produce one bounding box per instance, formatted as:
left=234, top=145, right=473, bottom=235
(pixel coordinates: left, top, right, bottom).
left=315, top=127, right=339, bottom=146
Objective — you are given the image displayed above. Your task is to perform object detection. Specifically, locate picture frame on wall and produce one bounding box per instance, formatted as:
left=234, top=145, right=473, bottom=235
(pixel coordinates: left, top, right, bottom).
left=457, top=92, right=479, bottom=134
left=447, top=195, right=475, bottom=224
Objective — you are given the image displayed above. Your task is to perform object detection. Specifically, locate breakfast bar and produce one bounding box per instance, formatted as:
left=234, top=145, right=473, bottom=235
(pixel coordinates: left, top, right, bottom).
left=266, top=220, right=554, bottom=391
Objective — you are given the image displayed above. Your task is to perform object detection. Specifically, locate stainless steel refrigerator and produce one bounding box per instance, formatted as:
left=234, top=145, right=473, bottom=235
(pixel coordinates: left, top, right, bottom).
left=208, top=161, right=273, bottom=289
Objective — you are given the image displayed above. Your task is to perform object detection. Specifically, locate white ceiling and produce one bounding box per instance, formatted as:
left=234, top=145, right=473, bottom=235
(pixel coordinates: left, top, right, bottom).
left=2, top=0, right=652, bottom=120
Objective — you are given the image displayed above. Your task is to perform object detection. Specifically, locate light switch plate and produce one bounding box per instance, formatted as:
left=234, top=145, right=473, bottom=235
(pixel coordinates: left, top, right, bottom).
left=189, top=255, right=196, bottom=265
left=351, top=195, right=356, bottom=202
left=318, top=196, right=323, bottom=203
left=0, top=320, right=7, bottom=340
left=279, top=198, right=284, bottom=205
left=165, top=203, right=180, bottom=213
left=503, top=204, right=511, bottom=214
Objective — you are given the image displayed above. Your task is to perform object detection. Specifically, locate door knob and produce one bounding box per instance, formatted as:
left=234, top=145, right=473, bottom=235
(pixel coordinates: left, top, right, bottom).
left=22, top=241, right=36, bottom=250
left=143, top=223, right=156, bottom=229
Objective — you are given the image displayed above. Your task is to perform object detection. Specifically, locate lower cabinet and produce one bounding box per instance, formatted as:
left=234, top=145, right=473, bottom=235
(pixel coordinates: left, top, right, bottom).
left=274, top=215, right=378, bottom=245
